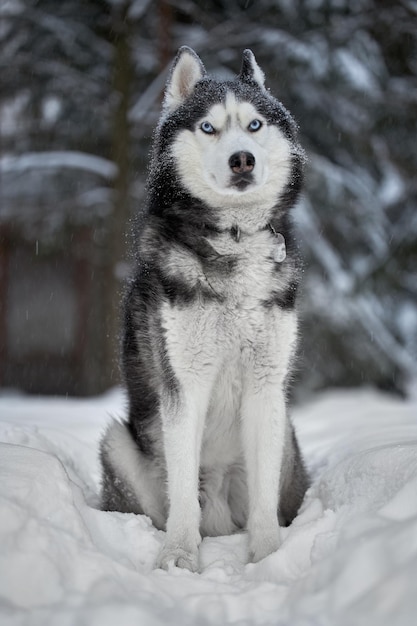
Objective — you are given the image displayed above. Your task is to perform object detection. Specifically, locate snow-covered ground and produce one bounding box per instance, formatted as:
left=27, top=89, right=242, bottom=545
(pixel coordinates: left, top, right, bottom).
left=0, top=385, right=416, bottom=626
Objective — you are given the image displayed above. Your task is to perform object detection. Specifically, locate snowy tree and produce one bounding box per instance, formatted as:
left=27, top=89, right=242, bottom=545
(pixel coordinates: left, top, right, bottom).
left=0, top=0, right=156, bottom=391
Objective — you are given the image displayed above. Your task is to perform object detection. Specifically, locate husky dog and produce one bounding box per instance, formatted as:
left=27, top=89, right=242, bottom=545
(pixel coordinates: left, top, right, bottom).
left=100, top=47, right=309, bottom=572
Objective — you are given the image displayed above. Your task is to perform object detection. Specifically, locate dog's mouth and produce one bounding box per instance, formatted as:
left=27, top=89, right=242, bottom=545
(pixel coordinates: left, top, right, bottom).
left=229, top=174, right=254, bottom=192
left=208, top=172, right=258, bottom=195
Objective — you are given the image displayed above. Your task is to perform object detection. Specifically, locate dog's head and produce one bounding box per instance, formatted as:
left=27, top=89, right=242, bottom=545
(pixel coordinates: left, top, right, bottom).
left=154, top=47, right=304, bottom=220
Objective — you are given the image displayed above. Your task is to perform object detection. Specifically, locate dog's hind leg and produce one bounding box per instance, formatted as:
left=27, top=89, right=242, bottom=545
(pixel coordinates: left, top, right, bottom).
left=100, top=420, right=167, bottom=530
left=199, top=467, right=238, bottom=537
left=227, top=464, right=249, bottom=530
left=278, top=424, right=309, bottom=526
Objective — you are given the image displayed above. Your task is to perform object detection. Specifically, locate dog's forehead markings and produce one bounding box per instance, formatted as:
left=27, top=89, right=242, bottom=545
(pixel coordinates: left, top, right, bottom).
left=205, top=92, right=261, bottom=130
left=207, top=102, right=229, bottom=127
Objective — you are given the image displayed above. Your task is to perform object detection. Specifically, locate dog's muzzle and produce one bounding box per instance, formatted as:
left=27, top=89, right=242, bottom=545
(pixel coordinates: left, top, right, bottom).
left=229, top=151, right=255, bottom=191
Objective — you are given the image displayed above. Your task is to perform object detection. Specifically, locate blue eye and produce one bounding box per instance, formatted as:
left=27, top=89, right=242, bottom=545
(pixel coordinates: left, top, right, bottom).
left=248, top=119, right=262, bottom=132
left=201, top=121, right=215, bottom=134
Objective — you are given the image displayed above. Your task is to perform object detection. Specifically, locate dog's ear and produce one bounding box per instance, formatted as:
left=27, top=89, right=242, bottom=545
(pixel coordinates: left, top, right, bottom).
left=239, top=49, right=265, bottom=90
left=163, top=46, right=206, bottom=112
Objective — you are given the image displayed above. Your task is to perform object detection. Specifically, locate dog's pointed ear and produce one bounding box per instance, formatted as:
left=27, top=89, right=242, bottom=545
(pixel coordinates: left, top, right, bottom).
left=239, top=49, right=265, bottom=90
left=163, top=46, right=206, bottom=112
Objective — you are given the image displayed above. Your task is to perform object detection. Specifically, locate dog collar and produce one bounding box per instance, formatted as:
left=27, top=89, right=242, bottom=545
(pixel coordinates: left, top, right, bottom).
left=199, top=221, right=286, bottom=263
left=230, top=223, right=286, bottom=263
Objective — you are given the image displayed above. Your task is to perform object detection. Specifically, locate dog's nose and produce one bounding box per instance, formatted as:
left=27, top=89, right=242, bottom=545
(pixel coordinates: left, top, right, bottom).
left=229, top=151, right=255, bottom=174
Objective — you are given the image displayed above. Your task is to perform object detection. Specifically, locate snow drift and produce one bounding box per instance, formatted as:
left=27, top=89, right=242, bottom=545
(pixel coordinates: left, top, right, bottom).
left=0, top=386, right=416, bottom=625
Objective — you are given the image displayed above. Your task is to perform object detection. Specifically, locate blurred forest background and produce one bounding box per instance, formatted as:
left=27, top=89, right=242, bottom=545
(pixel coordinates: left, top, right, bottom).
left=0, top=0, right=416, bottom=399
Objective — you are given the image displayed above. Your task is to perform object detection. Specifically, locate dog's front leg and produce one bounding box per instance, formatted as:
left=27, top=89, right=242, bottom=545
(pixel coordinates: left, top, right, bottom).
left=156, top=390, right=207, bottom=572
left=241, top=376, right=286, bottom=563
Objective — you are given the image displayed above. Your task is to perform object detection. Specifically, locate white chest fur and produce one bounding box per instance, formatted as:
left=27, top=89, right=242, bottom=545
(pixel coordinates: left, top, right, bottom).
left=160, top=283, right=298, bottom=460
left=208, top=229, right=276, bottom=302
left=163, top=227, right=293, bottom=307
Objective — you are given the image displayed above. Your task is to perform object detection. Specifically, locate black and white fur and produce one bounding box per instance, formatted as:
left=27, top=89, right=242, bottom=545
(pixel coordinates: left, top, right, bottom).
left=100, top=47, right=309, bottom=572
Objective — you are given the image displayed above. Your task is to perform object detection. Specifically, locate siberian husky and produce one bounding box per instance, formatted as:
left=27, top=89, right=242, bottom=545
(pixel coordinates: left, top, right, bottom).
left=100, top=47, right=309, bottom=572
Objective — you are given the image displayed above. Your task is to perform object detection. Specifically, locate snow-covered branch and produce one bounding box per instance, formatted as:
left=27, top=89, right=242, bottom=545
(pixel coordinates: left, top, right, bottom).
left=0, top=152, right=118, bottom=180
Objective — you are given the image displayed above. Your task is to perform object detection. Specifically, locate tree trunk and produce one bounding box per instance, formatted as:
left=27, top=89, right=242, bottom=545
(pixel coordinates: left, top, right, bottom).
left=101, top=1, right=132, bottom=390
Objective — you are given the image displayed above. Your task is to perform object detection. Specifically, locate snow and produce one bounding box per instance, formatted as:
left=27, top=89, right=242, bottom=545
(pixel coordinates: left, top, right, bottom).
left=0, top=152, right=117, bottom=180
left=0, top=385, right=416, bottom=625
left=336, top=49, right=379, bottom=94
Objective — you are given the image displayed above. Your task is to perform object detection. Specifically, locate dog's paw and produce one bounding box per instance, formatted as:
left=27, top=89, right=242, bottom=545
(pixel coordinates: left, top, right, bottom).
left=156, top=545, right=199, bottom=572
left=248, top=527, right=281, bottom=563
